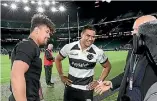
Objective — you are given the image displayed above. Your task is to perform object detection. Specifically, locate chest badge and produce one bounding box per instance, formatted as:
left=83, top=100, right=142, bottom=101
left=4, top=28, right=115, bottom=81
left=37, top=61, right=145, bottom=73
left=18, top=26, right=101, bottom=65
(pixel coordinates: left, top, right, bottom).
left=87, top=53, right=94, bottom=60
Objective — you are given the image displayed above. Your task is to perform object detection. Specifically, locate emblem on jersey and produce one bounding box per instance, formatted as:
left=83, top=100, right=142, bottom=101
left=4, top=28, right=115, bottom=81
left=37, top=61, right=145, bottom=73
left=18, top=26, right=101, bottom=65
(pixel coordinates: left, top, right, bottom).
left=87, top=53, right=94, bottom=60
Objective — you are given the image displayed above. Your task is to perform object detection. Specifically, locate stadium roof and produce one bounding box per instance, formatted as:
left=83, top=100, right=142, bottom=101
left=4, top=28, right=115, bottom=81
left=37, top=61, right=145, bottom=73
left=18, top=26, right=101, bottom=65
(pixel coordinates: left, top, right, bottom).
left=1, top=1, right=157, bottom=26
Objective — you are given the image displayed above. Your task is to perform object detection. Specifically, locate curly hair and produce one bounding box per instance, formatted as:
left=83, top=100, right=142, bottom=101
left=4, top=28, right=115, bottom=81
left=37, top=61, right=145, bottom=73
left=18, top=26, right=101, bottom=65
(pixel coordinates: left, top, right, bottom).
left=30, top=13, right=55, bottom=34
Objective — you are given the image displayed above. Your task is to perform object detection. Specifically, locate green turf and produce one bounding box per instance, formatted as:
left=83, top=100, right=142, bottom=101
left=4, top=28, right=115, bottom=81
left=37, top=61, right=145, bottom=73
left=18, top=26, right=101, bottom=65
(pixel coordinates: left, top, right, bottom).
left=1, top=51, right=128, bottom=84
left=0, top=51, right=128, bottom=101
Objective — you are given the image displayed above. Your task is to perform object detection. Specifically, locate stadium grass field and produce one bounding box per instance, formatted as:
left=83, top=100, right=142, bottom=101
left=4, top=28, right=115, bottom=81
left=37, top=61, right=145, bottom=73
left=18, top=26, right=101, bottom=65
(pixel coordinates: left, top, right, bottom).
left=0, top=51, right=128, bottom=101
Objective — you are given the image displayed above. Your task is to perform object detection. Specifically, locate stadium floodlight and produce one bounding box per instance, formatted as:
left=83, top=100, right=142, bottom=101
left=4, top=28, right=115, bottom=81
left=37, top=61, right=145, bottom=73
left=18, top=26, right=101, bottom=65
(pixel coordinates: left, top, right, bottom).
left=31, top=0, right=35, bottom=4
left=2, top=3, right=8, bottom=7
left=106, top=0, right=112, bottom=3
left=44, top=1, right=50, bottom=6
left=52, top=1, right=56, bottom=5
left=102, top=0, right=111, bottom=3
left=11, top=3, right=17, bottom=10
left=22, top=0, right=28, bottom=4
left=59, top=5, right=65, bottom=12
left=24, top=6, right=30, bottom=12
left=37, top=7, right=44, bottom=13
left=51, top=7, right=57, bottom=12
left=15, top=0, right=20, bottom=2
left=38, top=1, right=43, bottom=5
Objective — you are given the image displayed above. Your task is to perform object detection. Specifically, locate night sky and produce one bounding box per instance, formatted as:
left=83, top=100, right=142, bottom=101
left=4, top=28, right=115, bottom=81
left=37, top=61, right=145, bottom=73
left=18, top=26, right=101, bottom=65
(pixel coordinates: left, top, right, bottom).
left=1, top=1, right=157, bottom=26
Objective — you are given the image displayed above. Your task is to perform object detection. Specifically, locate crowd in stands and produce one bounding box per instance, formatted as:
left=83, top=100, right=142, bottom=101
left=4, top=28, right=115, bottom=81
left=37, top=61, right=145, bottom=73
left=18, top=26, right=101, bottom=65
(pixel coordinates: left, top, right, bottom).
left=1, top=41, right=132, bottom=55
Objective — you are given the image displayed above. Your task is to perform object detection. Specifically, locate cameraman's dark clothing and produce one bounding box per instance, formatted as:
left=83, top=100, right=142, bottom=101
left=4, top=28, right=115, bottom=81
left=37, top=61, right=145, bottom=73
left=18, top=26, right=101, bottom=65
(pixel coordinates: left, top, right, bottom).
left=44, top=49, right=54, bottom=62
left=111, top=50, right=157, bottom=101
left=44, top=65, right=52, bottom=85
left=44, top=49, right=54, bottom=85
left=9, top=38, right=42, bottom=101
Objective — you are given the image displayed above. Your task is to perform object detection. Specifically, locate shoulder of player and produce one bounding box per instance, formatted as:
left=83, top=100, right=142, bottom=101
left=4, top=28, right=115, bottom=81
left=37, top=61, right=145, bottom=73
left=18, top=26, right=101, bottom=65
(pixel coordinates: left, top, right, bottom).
left=65, top=41, right=78, bottom=48
left=16, top=39, right=37, bottom=52
left=91, top=44, right=103, bottom=53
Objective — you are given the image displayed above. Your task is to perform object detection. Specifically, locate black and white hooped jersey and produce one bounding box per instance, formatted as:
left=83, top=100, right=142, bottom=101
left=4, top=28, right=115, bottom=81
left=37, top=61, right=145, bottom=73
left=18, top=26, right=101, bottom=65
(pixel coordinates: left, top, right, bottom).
left=59, top=41, right=108, bottom=90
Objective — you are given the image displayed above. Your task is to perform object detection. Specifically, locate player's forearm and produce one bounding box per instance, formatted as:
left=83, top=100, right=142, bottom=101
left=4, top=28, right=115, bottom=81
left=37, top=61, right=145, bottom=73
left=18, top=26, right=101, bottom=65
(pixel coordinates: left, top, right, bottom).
left=110, top=72, right=124, bottom=90
left=99, top=65, right=111, bottom=81
left=11, top=72, right=27, bottom=101
left=55, top=58, right=64, bottom=76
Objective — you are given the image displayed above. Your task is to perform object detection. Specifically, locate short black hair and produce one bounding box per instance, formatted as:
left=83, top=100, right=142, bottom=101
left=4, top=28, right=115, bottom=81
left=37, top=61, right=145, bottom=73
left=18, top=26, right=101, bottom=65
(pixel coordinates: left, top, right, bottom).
left=82, top=25, right=96, bottom=33
left=30, top=13, right=55, bottom=33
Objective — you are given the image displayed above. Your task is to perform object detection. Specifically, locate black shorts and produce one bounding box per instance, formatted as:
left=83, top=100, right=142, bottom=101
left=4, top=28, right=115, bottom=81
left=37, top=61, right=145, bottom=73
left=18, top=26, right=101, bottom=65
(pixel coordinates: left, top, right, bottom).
left=64, top=85, right=93, bottom=101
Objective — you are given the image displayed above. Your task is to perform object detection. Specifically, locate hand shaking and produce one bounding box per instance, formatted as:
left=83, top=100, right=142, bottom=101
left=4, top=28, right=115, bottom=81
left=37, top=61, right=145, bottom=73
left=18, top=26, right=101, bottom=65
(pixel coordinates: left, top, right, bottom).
left=94, top=81, right=112, bottom=95
left=87, top=80, right=99, bottom=90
